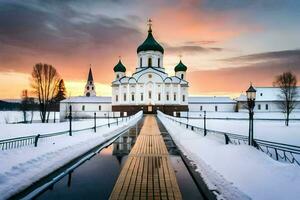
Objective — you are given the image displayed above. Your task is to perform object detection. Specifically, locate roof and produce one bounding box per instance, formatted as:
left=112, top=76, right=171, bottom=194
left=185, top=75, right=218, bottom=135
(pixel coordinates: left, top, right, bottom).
left=236, top=87, right=300, bottom=101
left=137, top=28, right=164, bottom=54
left=188, top=96, right=236, bottom=103
left=113, top=60, right=126, bottom=72
left=87, top=67, right=93, bottom=82
left=174, top=60, right=187, bottom=72
left=61, top=96, right=111, bottom=103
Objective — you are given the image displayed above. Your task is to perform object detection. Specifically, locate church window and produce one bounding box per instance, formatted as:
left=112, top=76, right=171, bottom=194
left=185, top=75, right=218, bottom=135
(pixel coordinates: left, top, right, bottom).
left=141, top=93, right=144, bottom=101
left=131, top=93, right=135, bottom=101
left=258, top=104, right=261, bottom=110
left=182, top=95, right=185, bottom=102
left=158, top=58, right=160, bottom=67
left=124, top=93, right=127, bottom=101
left=99, top=105, right=101, bottom=111
left=116, top=95, right=118, bottom=102
left=82, top=105, right=85, bottom=111
left=200, top=105, right=203, bottom=111
left=148, top=91, right=152, bottom=99
left=89, top=81, right=92, bottom=84
left=158, top=93, right=161, bottom=101
left=86, top=92, right=90, bottom=97
left=166, top=93, right=169, bottom=101
left=92, top=87, right=94, bottom=90
left=266, top=104, right=269, bottom=110
left=174, top=93, right=176, bottom=101
left=181, top=74, right=184, bottom=79
left=140, top=57, right=142, bottom=67
left=148, top=74, right=152, bottom=78
left=87, top=86, right=89, bottom=90
left=116, top=74, right=119, bottom=79
left=148, top=57, right=152, bottom=67
left=215, top=106, right=218, bottom=112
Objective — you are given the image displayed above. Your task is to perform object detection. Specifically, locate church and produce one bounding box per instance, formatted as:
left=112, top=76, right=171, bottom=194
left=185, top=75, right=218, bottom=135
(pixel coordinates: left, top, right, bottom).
left=111, top=21, right=189, bottom=115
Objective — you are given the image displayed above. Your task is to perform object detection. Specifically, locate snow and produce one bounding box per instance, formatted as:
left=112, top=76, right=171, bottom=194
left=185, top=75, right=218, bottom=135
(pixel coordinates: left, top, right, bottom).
left=0, top=111, right=59, bottom=124
left=0, top=111, right=142, bottom=200
left=0, top=116, right=117, bottom=140
left=189, top=96, right=235, bottom=103
left=158, top=112, right=300, bottom=200
left=180, top=112, right=300, bottom=146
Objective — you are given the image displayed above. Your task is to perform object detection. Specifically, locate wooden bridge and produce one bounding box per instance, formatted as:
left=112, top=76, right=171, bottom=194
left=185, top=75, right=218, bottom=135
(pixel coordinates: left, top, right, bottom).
left=110, top=115, right=182, bottom=200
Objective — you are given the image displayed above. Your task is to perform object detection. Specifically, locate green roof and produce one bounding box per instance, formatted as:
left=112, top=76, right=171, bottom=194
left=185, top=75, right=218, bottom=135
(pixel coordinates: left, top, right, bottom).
left=137, top=29, right=164, bottom=54
left=174, top=60, right=187, bottom=72
left=113, top=60, right=126, bottom=72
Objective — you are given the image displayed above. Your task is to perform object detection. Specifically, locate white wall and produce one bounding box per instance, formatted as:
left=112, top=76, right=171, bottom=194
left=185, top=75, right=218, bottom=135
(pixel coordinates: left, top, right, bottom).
left=137, top=51, right=163, bottom=68
left=189, top=103, right=236, bottom=112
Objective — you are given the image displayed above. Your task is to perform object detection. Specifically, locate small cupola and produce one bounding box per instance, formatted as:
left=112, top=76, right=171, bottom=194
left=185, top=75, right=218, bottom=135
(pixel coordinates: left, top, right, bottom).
left=113, top=59, right=126, bottom=73
left=84, top=66, right=96, bottom=97
left=174, top=60, right=187, bottom=72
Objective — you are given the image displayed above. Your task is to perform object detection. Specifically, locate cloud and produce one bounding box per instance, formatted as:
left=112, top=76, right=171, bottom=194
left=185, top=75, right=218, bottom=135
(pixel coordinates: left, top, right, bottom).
left=188, top=50, right=300, bottom=95
left=165, top=45, right=223, bottom=54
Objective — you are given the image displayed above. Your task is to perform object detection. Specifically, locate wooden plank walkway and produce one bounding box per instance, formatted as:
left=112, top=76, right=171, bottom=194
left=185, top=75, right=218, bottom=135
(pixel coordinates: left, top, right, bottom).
left=109, top=115, right=182, bottom=200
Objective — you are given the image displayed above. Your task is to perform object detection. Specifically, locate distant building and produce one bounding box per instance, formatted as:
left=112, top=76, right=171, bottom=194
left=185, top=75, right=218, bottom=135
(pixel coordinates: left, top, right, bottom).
left=236, top=87, right=300, bottom=112
left=188, top=96, right=236, bottom=112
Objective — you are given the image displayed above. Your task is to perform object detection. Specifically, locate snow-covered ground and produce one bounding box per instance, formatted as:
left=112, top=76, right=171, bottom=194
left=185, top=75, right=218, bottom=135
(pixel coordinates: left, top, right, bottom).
left=0, top=117, right=120, bottom=140
left=158, top=112, right=300, bottom=200
left=175, top=114, right=300, bottom=146
left=0, top=111, right=142, bottom=200
left=0, top=111, right=59, bottom=124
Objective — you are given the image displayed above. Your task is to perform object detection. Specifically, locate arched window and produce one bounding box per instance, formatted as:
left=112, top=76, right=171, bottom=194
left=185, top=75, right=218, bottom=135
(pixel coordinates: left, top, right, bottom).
left=166, top=93, right=169, bottom=101
left=141, top=93, right=144, bottom=101
left=140, top=57, right=142, bottom=67
left=182, top=95, right=185, bottom=102
left=181, top=74, right=184, bottom=79
left=158, top=93, right=161, bottom=101
left=86, top=92, right=90, bottom=97
left=148, top=57, right=152, bottom=67
left=82, top=105, right=85, bottom=111
left=174, top=93, right=176, bottom=101
left=99, top=105, right=101, bottom=111
left=158, top=58, right=160, bottom=67
left=92, top=87, right=94, bottom=90
left=148, top=91, right=152, bottom=99
left=116, top=74, right=119, bottom=79
left=116, top=95, right=118, bottom=102
left=87, top=86, right=89, bottom=90
left=123, top=93, right=127, bottom=101
left=131, top=93, right=135, bottom=101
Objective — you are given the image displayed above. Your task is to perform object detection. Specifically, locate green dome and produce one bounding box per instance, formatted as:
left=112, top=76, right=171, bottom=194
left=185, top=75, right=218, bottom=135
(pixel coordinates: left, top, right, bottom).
left=113, top=60, right=126, bottom=72
left=174, top=60, right=187, bottom=72
left=137, top=29, right=164, bottom=54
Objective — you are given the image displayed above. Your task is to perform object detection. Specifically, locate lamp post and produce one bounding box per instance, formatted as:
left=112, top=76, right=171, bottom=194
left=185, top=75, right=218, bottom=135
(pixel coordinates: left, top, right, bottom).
left=246, top=84, right=256, bottom=146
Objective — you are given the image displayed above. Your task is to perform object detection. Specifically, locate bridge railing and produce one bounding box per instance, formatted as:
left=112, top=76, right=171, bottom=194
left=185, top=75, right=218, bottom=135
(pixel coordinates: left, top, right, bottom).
left=158, top=111, right=300, bottom=166
left=0, top=112, right=142, bottom=151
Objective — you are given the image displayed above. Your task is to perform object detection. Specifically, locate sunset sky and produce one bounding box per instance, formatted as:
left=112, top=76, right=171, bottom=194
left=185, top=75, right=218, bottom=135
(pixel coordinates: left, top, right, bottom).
left=1, top=0, right=300, bottom=99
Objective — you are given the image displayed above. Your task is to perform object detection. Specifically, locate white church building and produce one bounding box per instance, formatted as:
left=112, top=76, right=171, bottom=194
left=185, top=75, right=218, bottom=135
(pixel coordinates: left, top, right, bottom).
left=59, top=22, right=300, bottom=120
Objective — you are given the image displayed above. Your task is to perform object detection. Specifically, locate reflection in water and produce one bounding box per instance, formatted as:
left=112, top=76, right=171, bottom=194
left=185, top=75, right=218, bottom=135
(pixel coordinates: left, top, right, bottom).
left=36, top=130, right=138, bottom=200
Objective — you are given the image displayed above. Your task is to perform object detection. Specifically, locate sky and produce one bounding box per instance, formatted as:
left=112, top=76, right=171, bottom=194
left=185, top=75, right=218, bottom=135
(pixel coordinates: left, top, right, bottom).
left=0, top=0, right=300, bottom=99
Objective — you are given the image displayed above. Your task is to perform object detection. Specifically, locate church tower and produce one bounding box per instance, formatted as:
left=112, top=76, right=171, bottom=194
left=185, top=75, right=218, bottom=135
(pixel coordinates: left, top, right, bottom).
left=136, top=19, right=164, bottom=69
left=84, top=67, right=96, bottom=97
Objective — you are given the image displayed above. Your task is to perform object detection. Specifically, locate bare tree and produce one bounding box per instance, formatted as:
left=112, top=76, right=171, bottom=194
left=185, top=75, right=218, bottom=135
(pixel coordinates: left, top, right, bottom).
left=20, top=90, right=35, bottom=123
left=31, top=63, right=61, bottom=123
left=273, top=71, right=298, bottom=126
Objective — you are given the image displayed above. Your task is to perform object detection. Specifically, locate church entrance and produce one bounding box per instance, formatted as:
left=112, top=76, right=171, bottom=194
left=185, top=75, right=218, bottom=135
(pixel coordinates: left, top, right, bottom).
left=147, top=105, right=153, bottom=112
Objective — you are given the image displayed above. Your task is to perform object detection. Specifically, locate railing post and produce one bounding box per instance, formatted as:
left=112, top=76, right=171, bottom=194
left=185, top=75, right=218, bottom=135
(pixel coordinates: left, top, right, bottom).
left=204, top=111, right=207, bottom=136
left=94, top=112, right=96, bottom=133
left=224, top=134, right=230, bottom=144
left=275, top=148, right=279, bottom=160
left=34, top=134, right=40, bottom=147
left=69, top=105, right=72, bottom=136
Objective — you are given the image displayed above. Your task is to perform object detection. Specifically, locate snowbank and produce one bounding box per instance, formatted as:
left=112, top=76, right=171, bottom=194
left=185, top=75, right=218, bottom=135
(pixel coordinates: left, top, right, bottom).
left=0, top=112, right=142, bottom=200
left=158, top=112, right=300, bottom=200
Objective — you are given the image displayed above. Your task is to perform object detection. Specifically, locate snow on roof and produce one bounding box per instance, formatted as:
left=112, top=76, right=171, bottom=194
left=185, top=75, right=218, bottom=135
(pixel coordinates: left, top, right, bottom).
left=61, top=96, right=111, bottom=103
left=236, top=87, right=300, bottom=101
left=188, top=96, right=236, bottom=103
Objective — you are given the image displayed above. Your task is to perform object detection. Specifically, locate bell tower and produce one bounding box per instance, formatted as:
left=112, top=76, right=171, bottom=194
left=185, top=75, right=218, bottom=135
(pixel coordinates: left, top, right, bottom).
left=84, top=66, right=96, bottom=97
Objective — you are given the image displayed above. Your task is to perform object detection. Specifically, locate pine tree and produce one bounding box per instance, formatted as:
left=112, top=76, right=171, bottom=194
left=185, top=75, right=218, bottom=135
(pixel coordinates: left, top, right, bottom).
left=54, top=79, right=67, bottom=102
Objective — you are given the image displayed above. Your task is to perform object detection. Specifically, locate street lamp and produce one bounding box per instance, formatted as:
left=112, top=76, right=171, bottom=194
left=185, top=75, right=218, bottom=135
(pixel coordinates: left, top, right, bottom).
left=246, top=83, right=256, bottom=146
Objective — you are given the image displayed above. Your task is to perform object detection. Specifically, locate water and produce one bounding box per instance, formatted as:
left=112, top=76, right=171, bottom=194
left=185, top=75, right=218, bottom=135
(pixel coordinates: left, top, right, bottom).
left=18, top=117, right=203, bottom=200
